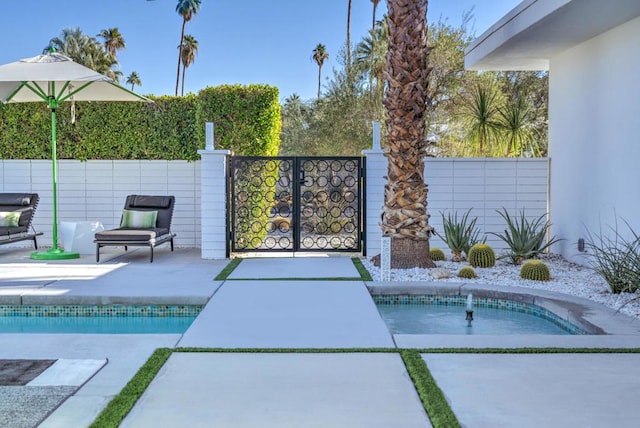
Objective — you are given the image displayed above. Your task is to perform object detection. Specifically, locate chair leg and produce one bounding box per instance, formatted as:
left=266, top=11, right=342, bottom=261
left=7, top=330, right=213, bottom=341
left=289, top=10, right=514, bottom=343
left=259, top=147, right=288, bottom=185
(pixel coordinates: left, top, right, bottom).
left=33, top=236, right=38, bottom=250
left=150, top=246, right=154, bottom=263
left=170, top=238, right=174, bottom=252
left=96, top=243, right=101, bottom=263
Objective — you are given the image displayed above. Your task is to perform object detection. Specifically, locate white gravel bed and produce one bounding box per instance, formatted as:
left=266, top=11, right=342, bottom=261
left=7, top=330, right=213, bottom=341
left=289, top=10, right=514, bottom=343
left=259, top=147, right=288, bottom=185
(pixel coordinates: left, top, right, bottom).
left=362, top=254, right=640, bottom=320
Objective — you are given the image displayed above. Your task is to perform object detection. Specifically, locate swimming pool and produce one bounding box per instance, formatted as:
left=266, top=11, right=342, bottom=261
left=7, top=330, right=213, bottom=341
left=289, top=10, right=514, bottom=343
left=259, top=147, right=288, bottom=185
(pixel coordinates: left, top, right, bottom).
left=374, top=295, right=588, bottom=335
left=0, top=305, right=202, bottom=334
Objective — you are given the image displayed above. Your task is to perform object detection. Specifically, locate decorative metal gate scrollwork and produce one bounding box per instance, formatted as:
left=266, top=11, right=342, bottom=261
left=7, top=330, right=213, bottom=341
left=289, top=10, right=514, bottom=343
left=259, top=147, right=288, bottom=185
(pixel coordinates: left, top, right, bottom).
left=229, top=156, right=365, bottom=254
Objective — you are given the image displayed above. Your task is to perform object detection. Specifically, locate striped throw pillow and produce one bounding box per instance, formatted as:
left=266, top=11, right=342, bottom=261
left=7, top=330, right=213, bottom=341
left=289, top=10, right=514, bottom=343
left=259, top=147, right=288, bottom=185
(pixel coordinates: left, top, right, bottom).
left=120, top=209, right=158, bottom=228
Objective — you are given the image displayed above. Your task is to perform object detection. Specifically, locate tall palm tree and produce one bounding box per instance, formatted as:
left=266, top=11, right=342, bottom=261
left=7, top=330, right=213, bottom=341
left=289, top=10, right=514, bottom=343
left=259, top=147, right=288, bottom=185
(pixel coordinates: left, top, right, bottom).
left=371, top=0, right=381, bottom=31
left=381, top=0, right=435, bottom=268
left=97, top=27, right=126, bottom=60
left=312, top=44, right=329, bottom=99
left=180, top=34, right=199, bottom=96
left=346, top=0, right=352, bottom=68
left=126, top=71, right=142, bottom=91
left=175, top=0, right=201, bottom=96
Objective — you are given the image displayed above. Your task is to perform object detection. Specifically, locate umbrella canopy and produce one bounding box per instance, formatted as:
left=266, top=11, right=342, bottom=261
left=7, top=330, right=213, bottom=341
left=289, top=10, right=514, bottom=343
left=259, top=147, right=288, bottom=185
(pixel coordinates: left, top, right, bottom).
left=0, top=51, right=151, bottom=260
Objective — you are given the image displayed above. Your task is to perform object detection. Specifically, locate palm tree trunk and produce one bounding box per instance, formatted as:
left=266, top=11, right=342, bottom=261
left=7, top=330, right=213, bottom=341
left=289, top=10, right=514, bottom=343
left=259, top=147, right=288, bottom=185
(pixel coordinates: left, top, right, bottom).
left=181, top=63, right=186, bottom=96
left=381, top=0, right=435, bottom=269
left=346, top=0, right=352, bottom=67
left=317, top=65, right=322, bottom=99
left=175, top=19, right=187, bottom=96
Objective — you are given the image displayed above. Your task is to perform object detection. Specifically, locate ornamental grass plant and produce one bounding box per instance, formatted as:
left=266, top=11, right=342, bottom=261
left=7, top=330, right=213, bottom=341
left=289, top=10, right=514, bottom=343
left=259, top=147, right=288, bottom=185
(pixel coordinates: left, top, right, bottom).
left=583, top=218, right=640, bottom=294
left=490, top=208, right=561, bottom=264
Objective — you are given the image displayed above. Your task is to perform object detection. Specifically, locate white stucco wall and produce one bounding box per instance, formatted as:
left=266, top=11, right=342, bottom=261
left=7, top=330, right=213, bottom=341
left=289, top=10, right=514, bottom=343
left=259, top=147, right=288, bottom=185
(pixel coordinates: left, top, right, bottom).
left=549, top=15, right=640, bottom=263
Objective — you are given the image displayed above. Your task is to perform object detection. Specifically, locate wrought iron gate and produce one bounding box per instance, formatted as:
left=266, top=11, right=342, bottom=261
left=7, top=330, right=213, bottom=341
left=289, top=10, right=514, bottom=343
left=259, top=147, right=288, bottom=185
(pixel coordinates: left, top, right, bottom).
left=228, top=156, right=365, bottom=254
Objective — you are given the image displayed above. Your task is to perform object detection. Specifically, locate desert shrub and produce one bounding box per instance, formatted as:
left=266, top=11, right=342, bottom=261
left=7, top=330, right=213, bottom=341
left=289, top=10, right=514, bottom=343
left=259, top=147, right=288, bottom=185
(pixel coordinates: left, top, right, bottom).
left=519, top=260, right=551, bottom=281
left=468, top=243, right=496, bottom=268
left=435, top=209, right=485, bottom=262
left=584, top=219, right=640, bottom=294
left=429, top=248, right=446, bottom=261
left=490, top=208, right=561, bottom=264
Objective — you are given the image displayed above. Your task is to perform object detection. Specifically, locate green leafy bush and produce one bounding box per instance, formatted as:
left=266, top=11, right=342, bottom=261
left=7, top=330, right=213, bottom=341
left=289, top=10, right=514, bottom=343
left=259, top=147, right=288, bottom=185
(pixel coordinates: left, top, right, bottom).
left=457, top=265, right=477, bottom=279
left=468, top=243, right=496, bottom=268
left=519, top=260, right=551, bottom=281
left=435, top=209, right=485, bottom=262
left=429, top=248, right=446, bottom=261
left=584, top=219, right=640, bottom=294
left=490, top=208, right=561, bottom=264
left=0, top=84, right=280, bottom=160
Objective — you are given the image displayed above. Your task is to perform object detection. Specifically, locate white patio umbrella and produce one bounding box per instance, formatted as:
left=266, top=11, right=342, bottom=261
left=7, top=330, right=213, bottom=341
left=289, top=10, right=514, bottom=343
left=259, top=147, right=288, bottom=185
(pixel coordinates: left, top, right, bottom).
left=0, top=49, right=150, bottom=260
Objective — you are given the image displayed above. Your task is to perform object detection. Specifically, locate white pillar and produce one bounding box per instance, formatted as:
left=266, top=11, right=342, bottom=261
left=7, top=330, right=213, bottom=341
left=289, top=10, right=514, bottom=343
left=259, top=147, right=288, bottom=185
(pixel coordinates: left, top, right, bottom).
left=197, top=148, right=230, bottom=259
left=362, top=121, right=386, bottom=258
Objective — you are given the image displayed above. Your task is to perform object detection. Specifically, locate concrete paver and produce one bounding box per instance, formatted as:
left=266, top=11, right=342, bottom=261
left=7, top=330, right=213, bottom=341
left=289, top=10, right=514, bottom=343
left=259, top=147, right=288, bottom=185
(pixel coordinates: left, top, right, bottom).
left=424, top=353, right=640, bottom=428
left=121, top=353, right=431, bottom=428
left=178, top=280, right=395, bottom=348
left=229, top=257, right=360, bottom=279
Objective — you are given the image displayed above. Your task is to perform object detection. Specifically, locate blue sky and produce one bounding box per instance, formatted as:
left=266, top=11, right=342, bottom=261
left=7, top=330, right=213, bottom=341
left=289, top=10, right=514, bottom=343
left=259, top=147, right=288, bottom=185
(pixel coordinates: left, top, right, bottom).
left=1, top=0, right=521, bottom=102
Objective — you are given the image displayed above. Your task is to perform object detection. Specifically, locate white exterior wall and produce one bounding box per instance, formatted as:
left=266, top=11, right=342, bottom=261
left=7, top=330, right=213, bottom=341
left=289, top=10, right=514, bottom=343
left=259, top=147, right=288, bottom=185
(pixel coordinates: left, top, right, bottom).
left=363, top=157, right=549, bottom=257
left=0, top=160, right=201, bottom=249
left=548, top=15, right=640, bottom=263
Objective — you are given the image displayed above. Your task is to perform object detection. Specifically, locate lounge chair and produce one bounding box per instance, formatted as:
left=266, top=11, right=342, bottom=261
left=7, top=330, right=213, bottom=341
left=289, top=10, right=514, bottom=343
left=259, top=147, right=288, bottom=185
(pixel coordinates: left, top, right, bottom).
left=0, top=193, right=43, bottom=249
left=94, top=195, right=176, bottom=263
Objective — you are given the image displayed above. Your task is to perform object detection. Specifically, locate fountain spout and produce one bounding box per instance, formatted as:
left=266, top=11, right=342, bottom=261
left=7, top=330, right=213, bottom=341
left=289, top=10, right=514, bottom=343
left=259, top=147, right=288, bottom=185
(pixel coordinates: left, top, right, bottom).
left=465, top=293, right=474, bottom=327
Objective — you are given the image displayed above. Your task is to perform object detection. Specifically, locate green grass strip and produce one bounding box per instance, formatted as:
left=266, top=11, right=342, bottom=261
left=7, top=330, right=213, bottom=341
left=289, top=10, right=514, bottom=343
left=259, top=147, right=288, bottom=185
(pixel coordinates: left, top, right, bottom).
left=416, top=347, right=640, bottom=354
left=89, top=348, right=173, bottom=428
left=351, top=257, right=373, bottom=281
left=214, top=258, right=242, bottom=280
left=401, top=349, right=461, bottom=428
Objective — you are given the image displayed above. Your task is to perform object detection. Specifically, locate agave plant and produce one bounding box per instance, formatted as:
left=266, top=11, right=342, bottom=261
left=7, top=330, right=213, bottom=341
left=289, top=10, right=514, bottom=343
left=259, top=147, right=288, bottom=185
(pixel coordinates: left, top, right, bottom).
left=435, top=209, right=486, bottom=262
left=490, top=208, right=561, bottom=264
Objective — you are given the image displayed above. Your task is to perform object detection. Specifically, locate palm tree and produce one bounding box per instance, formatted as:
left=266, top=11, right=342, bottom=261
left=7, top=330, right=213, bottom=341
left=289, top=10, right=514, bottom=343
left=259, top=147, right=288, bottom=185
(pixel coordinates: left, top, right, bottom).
left=97, top=27, right=125, bottom=60
left=371, top=0, right=381, bottom=31
left=175, top=0, right=201, bottom=96
left=460, top=82, right=503, bottom=156
left=354, top=20, right=387, bottom=119
left=126, top=71, right=142, bottom=91
left=180, top=34, right=199, bottom=96
left=312, top=44, right=329, bottom=99
left=498, top=96, right=538, bottom=157
left=380, top=0, right=435, bottom=268
left=48, top=27, right=118, bottom=78
left=346, top=0, right=352, bottom=68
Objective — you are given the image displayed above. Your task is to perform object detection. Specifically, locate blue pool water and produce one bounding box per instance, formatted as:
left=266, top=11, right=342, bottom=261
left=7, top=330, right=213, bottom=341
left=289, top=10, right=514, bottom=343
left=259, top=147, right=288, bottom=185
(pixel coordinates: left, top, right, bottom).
left=0, top=305, right=201, bottom=334
left=375, top=296, right=587, bottom=335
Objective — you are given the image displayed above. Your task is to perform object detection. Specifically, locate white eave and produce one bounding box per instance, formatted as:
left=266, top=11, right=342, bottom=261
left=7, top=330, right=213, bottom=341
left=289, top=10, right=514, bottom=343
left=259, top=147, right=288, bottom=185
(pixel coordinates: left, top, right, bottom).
left=465, top=0, right=640, bottom=71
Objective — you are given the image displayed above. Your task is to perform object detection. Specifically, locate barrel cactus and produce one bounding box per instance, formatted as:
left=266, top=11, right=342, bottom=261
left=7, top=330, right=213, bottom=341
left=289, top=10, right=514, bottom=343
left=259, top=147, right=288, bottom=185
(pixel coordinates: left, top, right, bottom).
left=429, top=248, right=446, bottom=262
left=468, top=244, right=496, bottom=268
left=457, top=265, right=477, bottom=279
left=520, top=259, right=551, bottom=281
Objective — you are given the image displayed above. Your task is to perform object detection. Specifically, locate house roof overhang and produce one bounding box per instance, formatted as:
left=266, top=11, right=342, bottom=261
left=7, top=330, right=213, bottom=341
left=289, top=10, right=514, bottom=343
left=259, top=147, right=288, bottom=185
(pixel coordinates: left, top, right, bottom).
left=464, top=0, right=640, bottom=71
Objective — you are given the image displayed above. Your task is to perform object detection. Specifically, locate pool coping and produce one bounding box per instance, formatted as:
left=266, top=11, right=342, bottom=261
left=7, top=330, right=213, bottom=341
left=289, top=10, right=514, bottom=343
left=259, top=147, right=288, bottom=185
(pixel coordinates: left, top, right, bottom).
left=366, top=280, right=640, bottom=336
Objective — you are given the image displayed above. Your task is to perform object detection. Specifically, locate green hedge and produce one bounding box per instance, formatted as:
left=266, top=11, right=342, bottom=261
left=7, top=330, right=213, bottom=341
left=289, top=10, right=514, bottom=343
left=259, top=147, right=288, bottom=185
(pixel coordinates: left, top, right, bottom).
left=0, top=85, right=280, bottom=160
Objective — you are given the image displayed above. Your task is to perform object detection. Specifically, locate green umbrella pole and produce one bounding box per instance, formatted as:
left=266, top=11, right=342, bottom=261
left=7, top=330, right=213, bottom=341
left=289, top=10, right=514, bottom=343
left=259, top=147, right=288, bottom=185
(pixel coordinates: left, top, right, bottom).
left=31, top=98, right=79, bottom=260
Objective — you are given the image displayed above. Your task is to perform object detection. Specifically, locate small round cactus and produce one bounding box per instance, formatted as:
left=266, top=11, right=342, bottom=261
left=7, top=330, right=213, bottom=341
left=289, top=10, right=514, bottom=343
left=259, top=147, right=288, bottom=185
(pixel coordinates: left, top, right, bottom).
left=468, top=244, right=496, bottom=268
left=457, top=265, right=477, bottom=279
left=429, top=247, right=446, bottom=261
left=520, top=259, right=551, bottom=281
